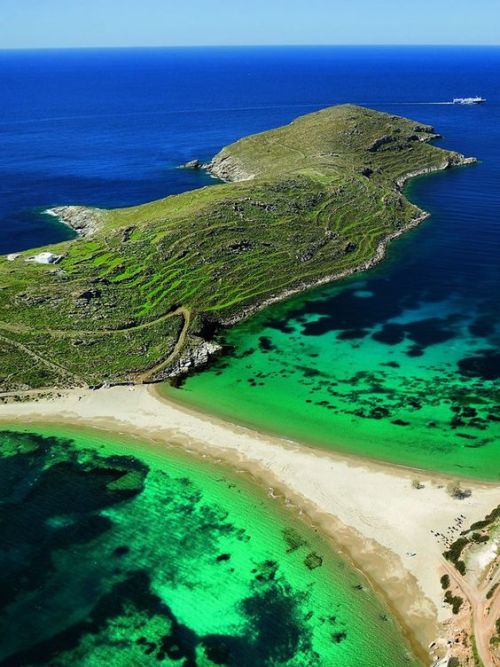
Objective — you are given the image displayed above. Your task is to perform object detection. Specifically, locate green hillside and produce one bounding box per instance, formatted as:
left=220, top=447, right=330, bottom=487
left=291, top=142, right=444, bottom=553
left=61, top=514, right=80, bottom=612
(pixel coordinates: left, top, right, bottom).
left=0, top=104, right=474, bottom=391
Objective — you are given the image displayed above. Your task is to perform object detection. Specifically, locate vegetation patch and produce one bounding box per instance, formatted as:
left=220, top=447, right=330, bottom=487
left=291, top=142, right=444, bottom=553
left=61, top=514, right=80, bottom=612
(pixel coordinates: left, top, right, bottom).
left=486, top=583, right=499, bottom=600
left=490, top=619, right=500, bottom=648
left=446, top=480, right=472, bottom=499
left=468, top=504, right=500, bottom=532
left=444, top=590, right=464, bottom=614
left=444, top=506, right=500, bottom=576
left=444, top=537, right=469, bottom=571
left=472, top=634, right=486, bottom=667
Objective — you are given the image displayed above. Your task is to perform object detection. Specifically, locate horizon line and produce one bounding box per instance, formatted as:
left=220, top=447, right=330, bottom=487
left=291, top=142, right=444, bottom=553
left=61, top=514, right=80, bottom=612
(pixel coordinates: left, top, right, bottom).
left=0, top=43, right=499, bottom=52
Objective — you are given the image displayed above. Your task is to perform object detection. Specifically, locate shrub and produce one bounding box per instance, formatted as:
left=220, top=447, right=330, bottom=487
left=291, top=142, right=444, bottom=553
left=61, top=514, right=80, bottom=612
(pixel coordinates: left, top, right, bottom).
left=471, top=532, right=489, bottom=544
left=486, top=583, right=499, bottom=600
left=444, top=590, right=463, bottom=614
left=444, top=537, right=469, bottom=564
left=469, top=504, right=500, bottom=532
left=446, top=480, right=471, bottom=499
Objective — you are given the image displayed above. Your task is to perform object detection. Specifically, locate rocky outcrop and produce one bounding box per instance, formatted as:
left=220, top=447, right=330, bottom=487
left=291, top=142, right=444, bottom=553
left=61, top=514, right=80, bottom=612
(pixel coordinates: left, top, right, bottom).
left=368, top=134, right=395, bottom=152
left=163, top=340, right=222, bottom=379
left=368, top=128, right=442, bottom=153
left=205, top=151, right=255, bottom=183
left=182, top=159, right=202, bottom=170
left=396, top=154, right=477, bottom=190
left=47, top=206, right=102, bottom=238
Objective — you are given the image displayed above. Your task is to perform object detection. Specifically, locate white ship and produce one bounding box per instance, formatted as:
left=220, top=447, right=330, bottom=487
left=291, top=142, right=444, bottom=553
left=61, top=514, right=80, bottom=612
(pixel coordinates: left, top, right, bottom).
left=453, top=96, right=486, bottom=105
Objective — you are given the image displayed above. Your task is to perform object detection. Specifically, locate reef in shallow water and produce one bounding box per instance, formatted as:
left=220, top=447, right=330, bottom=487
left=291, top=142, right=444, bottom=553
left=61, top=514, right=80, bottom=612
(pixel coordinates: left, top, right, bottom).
left=171, top=262, right=500, bottom=481
left=0, top=428, right=418, bottom=666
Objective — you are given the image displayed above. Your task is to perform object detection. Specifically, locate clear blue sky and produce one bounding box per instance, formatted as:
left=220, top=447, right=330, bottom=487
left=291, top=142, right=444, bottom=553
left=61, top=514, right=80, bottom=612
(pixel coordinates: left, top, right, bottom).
left=0, top=0, right=498, bottom=49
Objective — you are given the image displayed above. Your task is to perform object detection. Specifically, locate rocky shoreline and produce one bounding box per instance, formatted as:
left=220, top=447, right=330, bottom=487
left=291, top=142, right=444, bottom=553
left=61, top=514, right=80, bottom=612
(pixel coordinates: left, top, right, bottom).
left=163, top=151, right=477, bottom=380
left=46, top=205, right=103, bottom=238
left=163, top=340, right=222, bottom=380
left=395, top=154, right=478, bottom=189
left=205, top=153, right=256, bottom=182
left=183, top=155, right=255, bottom=182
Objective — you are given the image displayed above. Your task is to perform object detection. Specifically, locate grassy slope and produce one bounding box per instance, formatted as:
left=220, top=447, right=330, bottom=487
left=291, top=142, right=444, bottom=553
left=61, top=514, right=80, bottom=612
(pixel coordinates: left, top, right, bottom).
left=0, top=105, right=473, bottom=391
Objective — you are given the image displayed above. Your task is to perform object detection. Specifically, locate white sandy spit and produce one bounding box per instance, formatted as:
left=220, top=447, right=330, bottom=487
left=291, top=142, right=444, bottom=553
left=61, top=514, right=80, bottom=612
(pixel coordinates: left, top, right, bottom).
left=0, top=384, right=498, bottom=657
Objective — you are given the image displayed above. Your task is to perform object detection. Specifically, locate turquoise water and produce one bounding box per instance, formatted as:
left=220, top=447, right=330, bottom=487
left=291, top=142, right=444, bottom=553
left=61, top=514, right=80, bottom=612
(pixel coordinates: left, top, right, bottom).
left=0, top=426, right=419, bottom=665
left=168, top=169, right=500, bottom=480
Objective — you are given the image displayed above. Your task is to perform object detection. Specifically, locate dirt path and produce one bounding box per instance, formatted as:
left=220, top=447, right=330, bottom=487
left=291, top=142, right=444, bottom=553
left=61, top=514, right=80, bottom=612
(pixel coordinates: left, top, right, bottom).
left=0, top=306, right=189, bottom=390
left=135, top=306, right=191, bottom=383
left=0, top=305, right=187, bottom=338
left=443, top=558, right=500, bottom=666
left=477, top=563, right=500, bottom=667
left=0, top=333, right=85, bottom=386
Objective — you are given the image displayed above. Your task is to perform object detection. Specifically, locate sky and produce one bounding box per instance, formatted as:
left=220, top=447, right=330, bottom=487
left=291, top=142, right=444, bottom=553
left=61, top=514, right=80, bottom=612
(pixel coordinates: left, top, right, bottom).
left=0, top=0, right=498, bottom=49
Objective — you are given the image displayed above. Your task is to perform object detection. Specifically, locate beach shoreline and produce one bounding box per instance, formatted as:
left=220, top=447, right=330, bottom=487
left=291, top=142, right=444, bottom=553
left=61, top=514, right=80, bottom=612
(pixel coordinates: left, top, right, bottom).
left=1, top=384, right=498, bottom=664
left=160, top=382, right=499, bottom=484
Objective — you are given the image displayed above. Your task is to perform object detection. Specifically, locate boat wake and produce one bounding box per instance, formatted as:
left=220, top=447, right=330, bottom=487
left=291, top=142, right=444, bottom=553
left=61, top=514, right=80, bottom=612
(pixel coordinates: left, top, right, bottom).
left=390, top=102, right=454, bottom=105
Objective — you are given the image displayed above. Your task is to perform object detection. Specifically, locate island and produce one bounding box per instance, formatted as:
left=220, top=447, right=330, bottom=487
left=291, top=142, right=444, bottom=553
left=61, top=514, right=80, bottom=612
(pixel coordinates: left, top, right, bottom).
left=0, top=104, right=475, bottom=392
left=2, top=105, right=499, bottom=667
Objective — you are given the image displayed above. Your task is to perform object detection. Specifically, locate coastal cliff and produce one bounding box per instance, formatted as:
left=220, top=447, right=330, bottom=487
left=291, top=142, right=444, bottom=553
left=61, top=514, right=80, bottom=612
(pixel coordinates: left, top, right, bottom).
left=47, top=205, right=103, bottom=237
left=0, top=104, right=476, bottom=391
left=206, top=152, right=256, bottom=182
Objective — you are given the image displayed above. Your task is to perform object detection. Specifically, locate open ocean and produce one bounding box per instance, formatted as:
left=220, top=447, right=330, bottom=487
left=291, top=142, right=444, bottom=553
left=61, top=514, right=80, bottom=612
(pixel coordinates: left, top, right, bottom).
left=0, top=46, right=499, bottom=664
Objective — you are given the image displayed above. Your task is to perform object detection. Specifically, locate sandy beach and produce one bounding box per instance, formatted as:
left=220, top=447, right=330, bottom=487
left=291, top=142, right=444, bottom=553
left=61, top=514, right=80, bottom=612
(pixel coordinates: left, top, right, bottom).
left=0, top=385, right=498, bottom=663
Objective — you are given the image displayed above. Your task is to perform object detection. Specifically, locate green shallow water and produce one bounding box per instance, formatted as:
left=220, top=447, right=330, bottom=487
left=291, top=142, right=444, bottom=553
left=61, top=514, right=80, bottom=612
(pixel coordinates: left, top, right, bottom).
left=0, top=425, right=419, bottom=666
left=162, top=282, right=499, bottom=481
left=164, top=174, right=500, bottom=482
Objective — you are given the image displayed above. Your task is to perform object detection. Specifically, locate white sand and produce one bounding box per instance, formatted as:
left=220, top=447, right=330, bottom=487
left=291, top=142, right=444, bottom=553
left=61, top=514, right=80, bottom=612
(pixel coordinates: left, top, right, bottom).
left=1, top=385, right=498, bottom=657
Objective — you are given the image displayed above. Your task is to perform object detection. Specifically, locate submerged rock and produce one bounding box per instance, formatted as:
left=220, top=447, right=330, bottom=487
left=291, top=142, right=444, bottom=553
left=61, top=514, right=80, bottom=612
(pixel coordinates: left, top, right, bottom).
left=304, top=552, right=323, bottom=570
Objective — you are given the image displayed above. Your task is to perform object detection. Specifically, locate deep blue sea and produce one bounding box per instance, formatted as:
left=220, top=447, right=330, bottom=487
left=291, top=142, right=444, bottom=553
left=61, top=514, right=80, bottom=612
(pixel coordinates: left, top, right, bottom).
left=1, top=46, right=499, bottom=255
